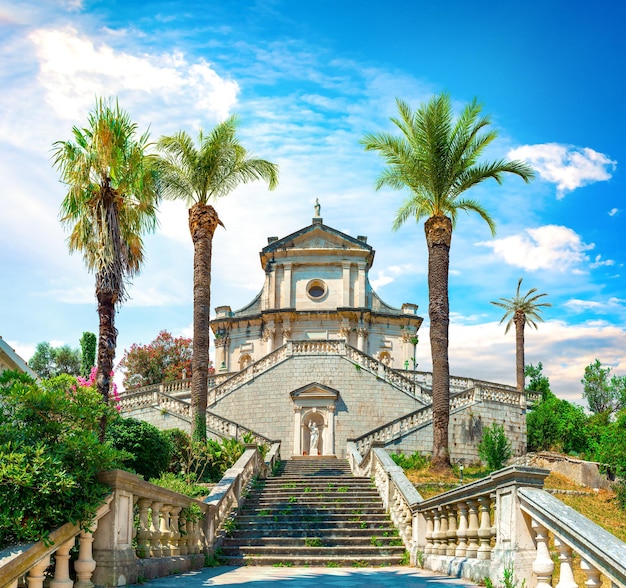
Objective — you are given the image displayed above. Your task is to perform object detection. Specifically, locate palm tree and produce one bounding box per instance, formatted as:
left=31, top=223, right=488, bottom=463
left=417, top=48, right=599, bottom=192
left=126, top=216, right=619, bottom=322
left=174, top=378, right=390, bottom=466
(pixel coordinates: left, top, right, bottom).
left=491, top=278, right=550, bottom=393
left=361, top=93, right=534, bottom=470
left=53, top=98, right=159, bottom=435
left=156, top=116, right=278, bottom=441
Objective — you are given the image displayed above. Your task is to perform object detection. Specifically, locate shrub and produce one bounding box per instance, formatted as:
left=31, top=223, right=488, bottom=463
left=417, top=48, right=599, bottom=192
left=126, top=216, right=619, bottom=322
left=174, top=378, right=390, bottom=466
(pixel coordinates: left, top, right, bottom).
left=390, top=451, right=429, bottom=470
left=478, top=423, right=512, bottom=470
left=106, top=417, right=173, bottom=480
left=0, top=371, right=121, bottom=548
left=149, top=472, right=209, bottom=498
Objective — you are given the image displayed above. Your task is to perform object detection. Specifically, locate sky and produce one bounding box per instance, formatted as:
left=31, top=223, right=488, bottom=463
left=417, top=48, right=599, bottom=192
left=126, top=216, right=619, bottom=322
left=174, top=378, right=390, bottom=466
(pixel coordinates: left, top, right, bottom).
left=1, top=0, right=624, bottom=404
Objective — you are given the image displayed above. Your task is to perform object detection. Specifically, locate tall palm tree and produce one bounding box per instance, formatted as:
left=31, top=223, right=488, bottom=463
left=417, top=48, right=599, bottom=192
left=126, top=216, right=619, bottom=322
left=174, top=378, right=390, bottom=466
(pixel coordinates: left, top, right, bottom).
left=361, top=93, right=534, bottom=470
left=53, top=98, right=159, bottom=435
left=156, top=116, right=278, bottom=441
left=491, top=278, right=550, bottom=393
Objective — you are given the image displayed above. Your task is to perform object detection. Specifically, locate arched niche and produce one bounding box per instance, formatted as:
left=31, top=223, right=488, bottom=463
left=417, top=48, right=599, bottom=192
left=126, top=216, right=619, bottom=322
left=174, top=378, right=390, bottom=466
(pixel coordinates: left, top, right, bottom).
left=290, top=383, right=339, bottom=457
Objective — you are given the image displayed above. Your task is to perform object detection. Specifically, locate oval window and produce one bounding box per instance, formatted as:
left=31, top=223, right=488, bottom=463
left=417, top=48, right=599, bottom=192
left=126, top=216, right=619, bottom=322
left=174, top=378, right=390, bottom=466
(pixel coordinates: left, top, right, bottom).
left=306, top=279, right=327, bottom=300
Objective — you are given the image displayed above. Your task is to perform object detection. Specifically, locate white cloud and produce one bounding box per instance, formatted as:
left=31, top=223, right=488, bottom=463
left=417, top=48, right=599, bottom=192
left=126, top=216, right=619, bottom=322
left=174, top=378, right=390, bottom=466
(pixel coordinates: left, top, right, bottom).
left=414, top=319, right=626, bottom=403
left=479, top=225, right=594, bottom=271
left=589, top=254, right=615, bottom=269
left=508, top=143, right=616, bottom=198
left=29, top=26, right=239, bottom=123
left=564, top=297, right=626, bottom=315
left=609, top=208, right=619, bottom=217
left=370, top=264, right=416, bottom=290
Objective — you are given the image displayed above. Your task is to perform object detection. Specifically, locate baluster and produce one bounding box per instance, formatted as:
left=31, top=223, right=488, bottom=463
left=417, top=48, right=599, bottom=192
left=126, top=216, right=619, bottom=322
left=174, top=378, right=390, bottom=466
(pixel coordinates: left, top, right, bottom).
left=580, top=559, right=602, bottom=588
left=75, top=524, right=98, bottom=588
left=186, top=518, right=196, bottom=554
left=531, top=520, right=554, bottom=588
left=178, top=511, right=188, bottom=555
left=446, top=505, right=458, bottom=556
left=50, top=538, right=75, bottom=588
left=466, top=500, right=479, bottom=558
left=26, top=555, right=50, bottom=588
left=431, top=509, right=441, bottom=554
left=477, top=495, right=492, bottom=560
left=136, top=497, right=152, bottom=558
left=150, top=501, right=163, bottom=557
left=170, top=507, right=182, bottom=556
left=424, top=510, right=434, bottom=554
left=160, top=504, right=172, bottom=556
left=554, top=538, right=577, bottom=588
left=455, top=501, right=468, bottom=557
left=437, top=507, right=448, bottom=555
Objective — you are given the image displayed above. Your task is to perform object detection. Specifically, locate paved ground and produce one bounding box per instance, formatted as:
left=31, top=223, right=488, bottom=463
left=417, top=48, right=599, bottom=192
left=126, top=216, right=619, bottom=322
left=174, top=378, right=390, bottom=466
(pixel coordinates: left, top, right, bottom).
left=131, top=566, right=478, bottom=588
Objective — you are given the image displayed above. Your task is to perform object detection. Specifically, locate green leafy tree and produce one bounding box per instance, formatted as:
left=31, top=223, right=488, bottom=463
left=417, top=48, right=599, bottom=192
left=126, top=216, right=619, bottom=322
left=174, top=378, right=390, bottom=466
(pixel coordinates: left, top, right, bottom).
left=478, top=423, right=512, bottom=470
left=0, top=370, right=121, bottom=548
left=156, top=117, right=278, bottom=441
left=105, top=417, right=173, bottom=480
left=80, top=331, right=97, bottom=378
left=118, top=330, right=193, bottom=389
left=525, top=364, right=588, bottom=454
left=491, top=279, right=550, bottom=393
left=53, top=98, right=159, bottom=430
left=581, top=359, right=619, bottom=415
left=29, top=341, right=81, bottom=378
left=361, top=93, right=534, bottom=470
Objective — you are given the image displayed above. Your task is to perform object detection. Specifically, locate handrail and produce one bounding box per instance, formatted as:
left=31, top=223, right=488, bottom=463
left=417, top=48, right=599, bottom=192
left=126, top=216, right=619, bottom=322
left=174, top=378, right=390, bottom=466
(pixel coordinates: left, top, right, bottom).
left=0, top=445, right=274, bottom=588
left=0, top=499, right=112, bottom=588
left=519, top=487, right=626, bottom=587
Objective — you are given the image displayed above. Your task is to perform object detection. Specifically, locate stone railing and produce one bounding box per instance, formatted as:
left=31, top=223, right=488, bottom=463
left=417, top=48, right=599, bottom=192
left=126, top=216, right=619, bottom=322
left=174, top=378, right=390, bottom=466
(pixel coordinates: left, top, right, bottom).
left=350, top=388, right=478, bottom=454
left=0, top=444, right=275, bottom=588
left=205, top=412, right=276, bottom=446
left=347, top=445, right=626, bottom=586
left=348, top=443, right=422, bottom=553
left=344, top=344, right=432, bottom=404
left=518, top=487, right=626, bottom=588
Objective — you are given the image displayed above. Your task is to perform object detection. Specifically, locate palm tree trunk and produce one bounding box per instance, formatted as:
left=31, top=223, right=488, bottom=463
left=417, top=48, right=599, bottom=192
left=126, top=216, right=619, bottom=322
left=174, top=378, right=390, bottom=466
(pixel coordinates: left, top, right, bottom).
left=96, top=283, right=116, bottom=441
left=425, top=215, right=452, bottom=471
left=189, top=203, right=222, bottom=441
left=514, top=312, right=525, bottom=393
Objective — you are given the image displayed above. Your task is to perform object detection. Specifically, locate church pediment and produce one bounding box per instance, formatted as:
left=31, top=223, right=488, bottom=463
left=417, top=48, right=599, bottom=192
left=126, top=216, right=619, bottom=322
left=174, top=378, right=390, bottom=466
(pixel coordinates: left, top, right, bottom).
left=290, top=382, right=339, bottom=402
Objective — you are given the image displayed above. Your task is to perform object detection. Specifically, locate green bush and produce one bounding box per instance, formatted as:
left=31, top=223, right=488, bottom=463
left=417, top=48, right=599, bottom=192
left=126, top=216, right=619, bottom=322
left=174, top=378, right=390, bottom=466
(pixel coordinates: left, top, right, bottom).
left=390, top=451, right=429, bottom=470
left=149, top=472, right=209, bottom=498
left=478, top=423, right=512, bottom=470
left=106, top=417, right=173, bottom=480
left=0, top=371, right=121, bottom=548
left=164, top=428, right=192, bottom=475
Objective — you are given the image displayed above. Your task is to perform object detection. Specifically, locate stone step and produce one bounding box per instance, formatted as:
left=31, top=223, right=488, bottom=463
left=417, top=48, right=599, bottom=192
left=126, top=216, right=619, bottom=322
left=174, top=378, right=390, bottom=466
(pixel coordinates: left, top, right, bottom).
left=233, top=517, right=391, bottom=530
left=239, top=505, right=387, bottom=516
left=223, top=535, right=403, bottom=547
left=219, top=554, right=405, bottom=567
left=226, top=527, right=399, bottom=540
left=221, top=545, right=406, bottom=558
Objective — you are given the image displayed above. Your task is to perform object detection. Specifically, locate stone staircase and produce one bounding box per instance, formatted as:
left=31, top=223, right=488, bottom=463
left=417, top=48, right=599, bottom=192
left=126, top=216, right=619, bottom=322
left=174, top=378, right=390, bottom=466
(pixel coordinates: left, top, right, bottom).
left=220, top=457, right=407, bottom=566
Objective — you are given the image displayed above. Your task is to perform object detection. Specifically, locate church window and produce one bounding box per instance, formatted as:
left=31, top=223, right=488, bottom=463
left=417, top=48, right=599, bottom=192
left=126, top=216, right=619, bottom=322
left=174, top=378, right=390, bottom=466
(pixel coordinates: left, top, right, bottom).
left=306, top=279, right=327, bottom=300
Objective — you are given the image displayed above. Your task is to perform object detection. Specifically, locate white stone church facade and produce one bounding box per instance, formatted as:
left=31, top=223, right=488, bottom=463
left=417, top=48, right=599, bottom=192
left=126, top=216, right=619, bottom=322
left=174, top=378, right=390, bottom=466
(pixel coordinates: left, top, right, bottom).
left=122, top=212, right=532, bottom=462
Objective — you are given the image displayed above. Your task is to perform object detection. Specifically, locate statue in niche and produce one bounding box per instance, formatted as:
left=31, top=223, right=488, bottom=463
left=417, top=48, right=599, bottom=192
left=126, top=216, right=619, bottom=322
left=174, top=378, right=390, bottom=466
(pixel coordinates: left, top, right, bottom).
left=309, top=421, right=320, bottom=454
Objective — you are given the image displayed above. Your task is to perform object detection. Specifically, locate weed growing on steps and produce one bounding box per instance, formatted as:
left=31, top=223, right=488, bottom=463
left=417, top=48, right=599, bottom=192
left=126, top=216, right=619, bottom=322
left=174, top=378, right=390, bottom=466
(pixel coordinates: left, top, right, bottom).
left=304, top=537, right=323, bottom=547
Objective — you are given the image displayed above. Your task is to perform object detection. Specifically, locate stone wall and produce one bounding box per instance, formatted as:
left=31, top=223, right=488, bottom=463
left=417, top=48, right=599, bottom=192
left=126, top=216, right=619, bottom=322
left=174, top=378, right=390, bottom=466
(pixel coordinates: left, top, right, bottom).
left=210, top=354, right=424, bottom=458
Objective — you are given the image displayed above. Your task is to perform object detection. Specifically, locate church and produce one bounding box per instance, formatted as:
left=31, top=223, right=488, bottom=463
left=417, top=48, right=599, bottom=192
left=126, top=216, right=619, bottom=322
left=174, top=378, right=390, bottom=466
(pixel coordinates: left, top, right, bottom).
left=123, top=207, right=530, bottom=462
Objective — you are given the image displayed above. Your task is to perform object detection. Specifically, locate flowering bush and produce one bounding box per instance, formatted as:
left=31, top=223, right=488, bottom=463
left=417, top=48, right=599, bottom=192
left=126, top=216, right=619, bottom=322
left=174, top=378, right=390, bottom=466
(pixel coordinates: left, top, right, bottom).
left=75, top=366, right=121, bottom=411
left=118, top=330, right=193, bottom=389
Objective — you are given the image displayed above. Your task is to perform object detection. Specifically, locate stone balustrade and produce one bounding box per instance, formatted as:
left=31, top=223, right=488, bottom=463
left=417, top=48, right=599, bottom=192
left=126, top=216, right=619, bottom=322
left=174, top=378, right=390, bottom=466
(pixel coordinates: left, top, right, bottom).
left=348, top=443, right=626, bottom=586
left=518, top=487, right=626, bottom=588
left=349, top=387, right=479, bottom=454
left=0, top=444, right=276, bottom=588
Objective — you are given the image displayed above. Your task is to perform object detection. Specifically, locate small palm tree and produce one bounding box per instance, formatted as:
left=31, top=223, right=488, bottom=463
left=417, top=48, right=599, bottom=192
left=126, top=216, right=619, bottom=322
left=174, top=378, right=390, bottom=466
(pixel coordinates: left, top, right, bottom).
left=491, top=278, right=551, bottom=393
left=361, top=93, right=534, bottom=470
left=53, top=98, right=159, bottom=435
left=156, top=117, right=278, bottom=441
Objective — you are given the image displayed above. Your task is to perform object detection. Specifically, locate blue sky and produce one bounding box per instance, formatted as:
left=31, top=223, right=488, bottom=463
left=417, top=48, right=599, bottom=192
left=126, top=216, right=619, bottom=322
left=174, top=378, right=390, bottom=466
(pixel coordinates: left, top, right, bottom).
left=1, top=0, right=624, bottom=402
